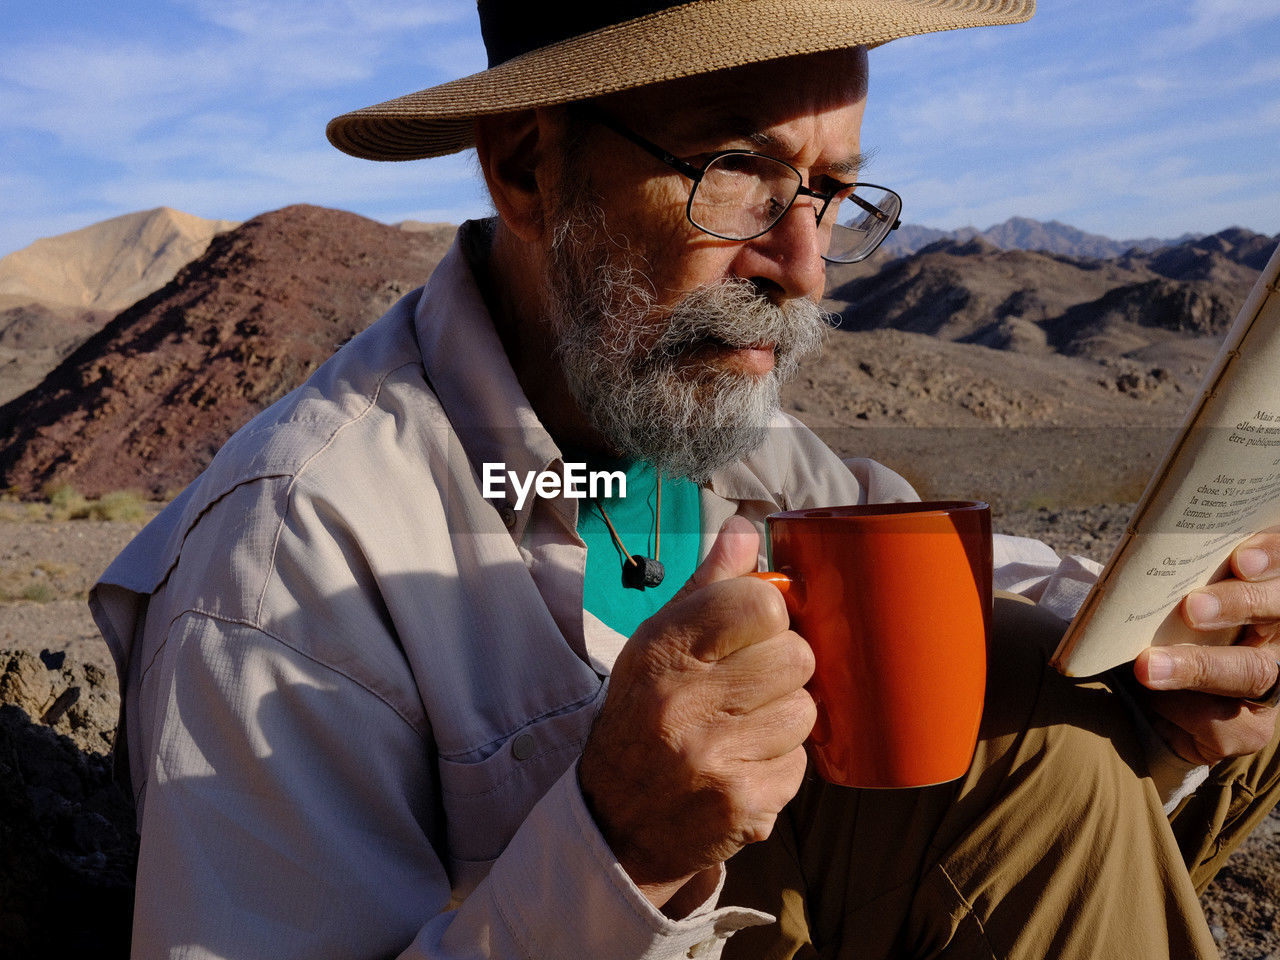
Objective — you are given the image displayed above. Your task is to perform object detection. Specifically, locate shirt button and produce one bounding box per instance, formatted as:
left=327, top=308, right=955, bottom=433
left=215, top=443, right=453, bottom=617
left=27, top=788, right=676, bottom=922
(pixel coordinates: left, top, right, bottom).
left=686, top=937, right=719, bottom=958
left=499, top=506, right=517, bottom=529
left=511, top=733, right=535, bottom=761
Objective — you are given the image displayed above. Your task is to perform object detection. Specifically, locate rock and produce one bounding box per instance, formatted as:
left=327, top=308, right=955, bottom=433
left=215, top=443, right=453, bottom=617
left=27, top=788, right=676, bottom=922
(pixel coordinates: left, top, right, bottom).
left=0, top=649, right=54, bottom=717
left=39, top=685, right=80, bottom=726
left=0, top=648, right=137, bottom=956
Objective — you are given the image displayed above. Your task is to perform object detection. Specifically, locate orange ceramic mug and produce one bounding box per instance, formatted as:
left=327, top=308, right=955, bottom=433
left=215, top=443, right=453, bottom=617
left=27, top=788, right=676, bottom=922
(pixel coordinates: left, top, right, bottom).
left=750, top=500, right=992, bottom=789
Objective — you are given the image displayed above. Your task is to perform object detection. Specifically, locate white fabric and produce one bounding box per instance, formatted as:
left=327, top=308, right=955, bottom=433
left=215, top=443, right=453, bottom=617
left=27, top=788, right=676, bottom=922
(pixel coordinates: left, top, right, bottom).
left=993, top=533, right=1102, bottom=616
left=91, top=223, right=1188, bottom=959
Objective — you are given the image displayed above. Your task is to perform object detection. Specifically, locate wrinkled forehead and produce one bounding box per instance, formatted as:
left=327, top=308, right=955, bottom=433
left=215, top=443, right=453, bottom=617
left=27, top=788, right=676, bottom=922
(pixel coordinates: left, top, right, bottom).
left=595, top=47, right=869, bottom=138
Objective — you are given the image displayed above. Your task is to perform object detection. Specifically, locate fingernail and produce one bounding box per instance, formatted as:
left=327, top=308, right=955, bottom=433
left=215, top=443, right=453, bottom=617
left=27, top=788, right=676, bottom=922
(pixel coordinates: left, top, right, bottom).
left=1185, top=591, right=1221, bottom=626
left=1237, top=548, right=1269, bottom=579
left=1145, top=649, right=1174, bottom=682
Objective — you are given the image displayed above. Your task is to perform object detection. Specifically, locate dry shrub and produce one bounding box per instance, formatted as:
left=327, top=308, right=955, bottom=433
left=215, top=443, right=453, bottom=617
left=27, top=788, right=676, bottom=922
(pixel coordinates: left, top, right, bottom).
left=20, top=582, right=54, bottom=604
left=89, top=490, right=148, bottom=522
left=37, top=485, right=148, bottom=523
left=0, top=569, right=57, bottom=604
left=43, top=483, right=91, bottom=520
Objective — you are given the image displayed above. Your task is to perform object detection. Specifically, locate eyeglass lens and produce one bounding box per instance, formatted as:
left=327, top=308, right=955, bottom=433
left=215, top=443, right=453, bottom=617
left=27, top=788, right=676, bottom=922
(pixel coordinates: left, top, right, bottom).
left=688, top=153, right=900, bottom=263
left=689, top=153, right=798, bottom=243
left=827, top=185, right=901, bottom=263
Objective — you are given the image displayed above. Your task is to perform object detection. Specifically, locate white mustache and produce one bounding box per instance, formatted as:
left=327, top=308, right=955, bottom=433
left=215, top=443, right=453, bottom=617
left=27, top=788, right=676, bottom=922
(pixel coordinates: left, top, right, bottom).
left=643, top=278, right=832, bottom=373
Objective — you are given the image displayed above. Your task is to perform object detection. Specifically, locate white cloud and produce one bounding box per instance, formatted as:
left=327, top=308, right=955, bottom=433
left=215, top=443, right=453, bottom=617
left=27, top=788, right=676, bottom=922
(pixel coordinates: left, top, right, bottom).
left=0, top=0, right=482, bottom=153
left=0, top=25, right=480, bottom=175
left=1152, top=0, right=1280, bottom=52
left=864, top=0, right=1279, bottom=239
left=1236, top=56, right=1280, bottom=87
left=0, top=0, right=492, bottom=257
left=75, top=138, right=485, bottom=229
left=0, top=165, right=137, bottom=255
left=418, top=34, right=489, bottom=78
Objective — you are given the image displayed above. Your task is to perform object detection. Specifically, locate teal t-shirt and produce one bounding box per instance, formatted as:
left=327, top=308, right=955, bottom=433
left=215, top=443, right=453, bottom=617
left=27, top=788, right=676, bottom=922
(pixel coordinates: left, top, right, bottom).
left=572, top=453, right=701, bottom=638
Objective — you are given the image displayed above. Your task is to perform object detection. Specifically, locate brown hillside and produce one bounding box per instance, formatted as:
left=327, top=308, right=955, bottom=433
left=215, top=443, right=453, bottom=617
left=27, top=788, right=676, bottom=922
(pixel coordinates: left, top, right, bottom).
left=0, top=300, right=116, bottom=405
left=828, top=238, right=1155, bottom=343
left=829, top=232, right=1269, bottom=365
left=0, top=206, right=455, bottom=498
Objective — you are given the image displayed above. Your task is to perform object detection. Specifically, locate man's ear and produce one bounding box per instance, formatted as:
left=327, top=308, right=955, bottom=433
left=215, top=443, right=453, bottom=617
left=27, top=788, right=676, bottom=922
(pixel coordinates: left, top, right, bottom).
left=475, top=110, right=548, bottom=243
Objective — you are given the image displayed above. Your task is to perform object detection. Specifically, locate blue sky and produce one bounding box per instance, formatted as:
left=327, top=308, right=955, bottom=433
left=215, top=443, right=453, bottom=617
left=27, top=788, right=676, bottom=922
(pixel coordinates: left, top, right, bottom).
left=2, top=0, right=1278, bottom=257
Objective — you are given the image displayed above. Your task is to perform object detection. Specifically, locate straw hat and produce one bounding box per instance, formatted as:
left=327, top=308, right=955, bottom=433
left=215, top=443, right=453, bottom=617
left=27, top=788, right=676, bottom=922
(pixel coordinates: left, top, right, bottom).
left=327, top=0, right=1035, bottom=162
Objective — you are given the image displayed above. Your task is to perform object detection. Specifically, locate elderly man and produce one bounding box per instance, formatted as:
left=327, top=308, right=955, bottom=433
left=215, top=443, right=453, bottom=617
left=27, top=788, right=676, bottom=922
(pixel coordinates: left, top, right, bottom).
left=93, top=2, right=1280, bottom=958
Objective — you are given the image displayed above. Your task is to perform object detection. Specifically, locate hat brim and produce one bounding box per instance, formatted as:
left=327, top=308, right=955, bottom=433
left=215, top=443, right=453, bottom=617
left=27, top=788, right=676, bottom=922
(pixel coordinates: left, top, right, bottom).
left=326, top=0, right=1034, bottom=161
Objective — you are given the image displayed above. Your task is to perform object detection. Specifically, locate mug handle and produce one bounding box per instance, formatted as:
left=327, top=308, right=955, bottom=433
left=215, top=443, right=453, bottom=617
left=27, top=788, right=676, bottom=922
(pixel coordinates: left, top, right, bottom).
left=746, top=570, right=800, bottom=615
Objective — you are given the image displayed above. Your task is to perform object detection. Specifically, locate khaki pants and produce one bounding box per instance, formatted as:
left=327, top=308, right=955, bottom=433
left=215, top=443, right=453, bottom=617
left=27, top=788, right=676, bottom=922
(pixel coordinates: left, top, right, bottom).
left=723, top=595, right=1280, bottom=959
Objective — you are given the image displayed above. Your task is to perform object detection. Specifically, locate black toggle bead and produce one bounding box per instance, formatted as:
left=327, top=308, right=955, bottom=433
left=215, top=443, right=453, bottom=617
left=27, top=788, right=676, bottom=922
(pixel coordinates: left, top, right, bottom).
left=622, top=556, right=665, bottom=589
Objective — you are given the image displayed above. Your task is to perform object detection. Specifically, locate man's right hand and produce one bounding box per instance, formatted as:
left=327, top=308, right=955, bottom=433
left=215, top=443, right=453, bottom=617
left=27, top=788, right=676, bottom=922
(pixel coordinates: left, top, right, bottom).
left=578, top=515, right=817, bottom=912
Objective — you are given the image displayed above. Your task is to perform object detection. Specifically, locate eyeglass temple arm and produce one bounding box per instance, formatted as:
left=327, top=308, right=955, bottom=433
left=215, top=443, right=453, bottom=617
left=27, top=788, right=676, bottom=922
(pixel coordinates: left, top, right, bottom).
left=847, top=190, right=901, bottom=230
left=577, top=106, right=705, bottom=181
left=794, top=182, right=901, bottom=231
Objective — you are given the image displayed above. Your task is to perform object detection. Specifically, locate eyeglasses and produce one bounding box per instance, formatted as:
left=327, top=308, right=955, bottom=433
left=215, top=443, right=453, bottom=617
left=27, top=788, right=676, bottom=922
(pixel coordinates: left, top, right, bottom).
left=581, top=107, right=902, bottom=264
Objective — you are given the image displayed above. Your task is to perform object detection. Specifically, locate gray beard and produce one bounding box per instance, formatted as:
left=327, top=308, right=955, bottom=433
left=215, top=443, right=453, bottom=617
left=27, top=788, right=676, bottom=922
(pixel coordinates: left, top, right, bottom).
left=546, top=209, right=834, bottom=481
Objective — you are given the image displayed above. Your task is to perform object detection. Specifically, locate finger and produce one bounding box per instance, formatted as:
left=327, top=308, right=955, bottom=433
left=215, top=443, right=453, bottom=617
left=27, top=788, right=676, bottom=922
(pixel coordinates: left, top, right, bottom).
left=1231, top=527, right=1280, bottom=582
left=1139, top=690, right=1277, bottom=765
left=671, top=515, right=760, bottom=603
left=630, top=575, right=789, bottom=665
left=1183, top=576, right=1280, bottom=630
left=745, top=745, right=810, bottom=833
left=711, top=631, right=815, bottom=714
left=730, top=689, right=817, bottom=762
left=1135, top=644, right=1280, bottom=699
left=667, top=575, right=791, bottom=662
left=718, top=745, right=811, bottom=847
left=700, top=686, right=816, bottom=766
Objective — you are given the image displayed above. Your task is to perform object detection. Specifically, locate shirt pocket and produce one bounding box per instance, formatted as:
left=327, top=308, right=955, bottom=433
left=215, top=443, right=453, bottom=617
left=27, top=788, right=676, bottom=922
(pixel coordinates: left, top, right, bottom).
left=437, top=686, right=604, bottom=900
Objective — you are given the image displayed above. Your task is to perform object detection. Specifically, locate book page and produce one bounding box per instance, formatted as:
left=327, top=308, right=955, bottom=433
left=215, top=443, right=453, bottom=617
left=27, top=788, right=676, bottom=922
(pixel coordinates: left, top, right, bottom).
left=1052, top=245, right=1280, bottom=677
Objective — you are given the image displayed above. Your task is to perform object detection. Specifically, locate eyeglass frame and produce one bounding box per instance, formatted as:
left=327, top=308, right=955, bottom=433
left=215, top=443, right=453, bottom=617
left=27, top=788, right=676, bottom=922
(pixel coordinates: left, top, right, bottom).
left=576, top=105, right=902, bottom=263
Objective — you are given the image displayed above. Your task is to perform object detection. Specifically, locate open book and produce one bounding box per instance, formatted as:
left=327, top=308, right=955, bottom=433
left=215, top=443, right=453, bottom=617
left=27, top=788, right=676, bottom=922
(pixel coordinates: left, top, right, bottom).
left=1052, top=243, right=1280, bottom=678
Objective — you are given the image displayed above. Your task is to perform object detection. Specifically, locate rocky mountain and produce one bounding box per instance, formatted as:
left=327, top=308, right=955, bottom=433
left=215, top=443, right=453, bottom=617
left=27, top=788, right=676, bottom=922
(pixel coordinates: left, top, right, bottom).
left=828, top=228, right=1276, bottom=372
left=0, top=207, right=239, bottom=312
left=881, top=217, right=1204, bottom=259
left=1137, top=227, right=1279, bottom=280
left=0, top=213, right=467, bottom=406
left=0, top=206, right=455, bottom=498
left=0, top=205, right=1274, bottom=500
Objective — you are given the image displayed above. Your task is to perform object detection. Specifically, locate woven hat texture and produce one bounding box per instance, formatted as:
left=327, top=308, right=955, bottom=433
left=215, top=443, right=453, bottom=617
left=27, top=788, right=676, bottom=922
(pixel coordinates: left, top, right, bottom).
left=327, top=0, right=1035, bottom=161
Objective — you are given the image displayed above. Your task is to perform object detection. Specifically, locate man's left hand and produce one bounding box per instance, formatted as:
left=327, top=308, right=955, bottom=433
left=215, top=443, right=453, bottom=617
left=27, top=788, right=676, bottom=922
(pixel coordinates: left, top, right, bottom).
left=1133, top=528, right=1280, bottom=766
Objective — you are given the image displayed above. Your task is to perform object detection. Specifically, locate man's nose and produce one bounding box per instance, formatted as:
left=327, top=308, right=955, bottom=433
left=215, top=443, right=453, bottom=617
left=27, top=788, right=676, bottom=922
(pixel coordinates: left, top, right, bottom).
left=731, top=199, right=828, bottom=302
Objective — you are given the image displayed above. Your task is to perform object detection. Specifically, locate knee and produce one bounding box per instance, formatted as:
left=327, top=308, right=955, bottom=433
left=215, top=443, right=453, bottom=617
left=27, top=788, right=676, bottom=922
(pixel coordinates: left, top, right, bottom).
left=972, top=595, right=1151, bottom=814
